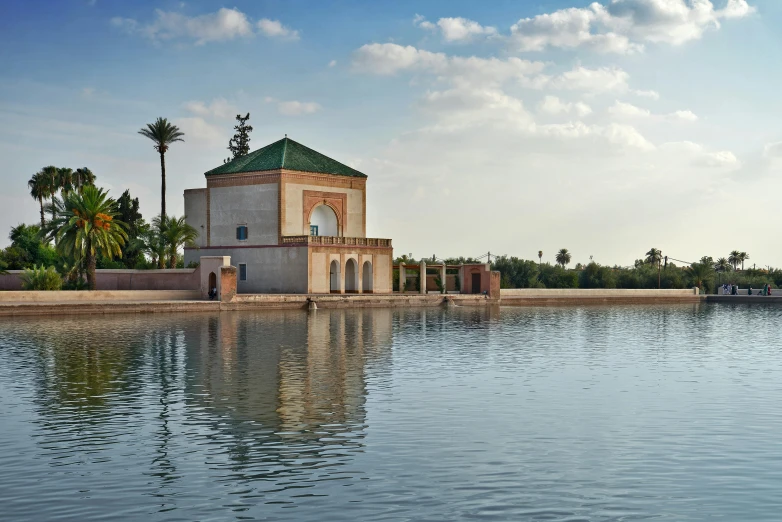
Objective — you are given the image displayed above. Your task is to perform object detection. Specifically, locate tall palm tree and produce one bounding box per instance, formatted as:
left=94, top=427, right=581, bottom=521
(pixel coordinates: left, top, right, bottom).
left=715, top=257, right=731, bottom=272
left=57, top=167, right=74, bottom=193
left=153, top=215, right=198, bottom=268
left=740, top=252, right=749, bottom=271
left=555, top=248, right=572, bottom=268
left=728, top=250, right=741, bottom=271
left=645, top=248, right=662, bottom=265
left=138, top=118, right=185, bottom=220
left=73, top=167, right=96, bottom=193
left=39, top=165, right=59, bottom=219
left=51, top=185, right=128, bottom=290
left=28, top=171, right=48, bottom=227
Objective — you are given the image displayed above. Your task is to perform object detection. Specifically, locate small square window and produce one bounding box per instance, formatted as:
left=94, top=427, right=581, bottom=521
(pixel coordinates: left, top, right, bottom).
left=239, top=264, right=247, bottom=281
left=236, top=225, right=248, bottom=241
left=310, top=225, right=319, bottom=236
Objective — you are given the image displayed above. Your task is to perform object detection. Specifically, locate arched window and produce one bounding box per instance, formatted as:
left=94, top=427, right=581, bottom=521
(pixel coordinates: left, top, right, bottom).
left=310, top=205, right=338, bottom=237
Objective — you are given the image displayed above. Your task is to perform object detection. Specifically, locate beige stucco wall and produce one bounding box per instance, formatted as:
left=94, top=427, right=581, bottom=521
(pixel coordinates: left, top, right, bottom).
left=373, top=253, right=391, bottom=293
left=311, top=252, right=329, bottom=293
left=210, top=184, right=279, bottom=246
left=283, top=182, right=364, bottom=237
left=184, top=189, right=208, bottom=247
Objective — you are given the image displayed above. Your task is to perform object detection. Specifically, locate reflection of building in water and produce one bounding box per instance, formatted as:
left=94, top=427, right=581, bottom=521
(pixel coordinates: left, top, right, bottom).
left=184, top=309, right=393, bottom=443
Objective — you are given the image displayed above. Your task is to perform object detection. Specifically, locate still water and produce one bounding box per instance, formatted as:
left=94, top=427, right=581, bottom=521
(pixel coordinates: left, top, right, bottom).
left=1, top=304, right=782, bottom=521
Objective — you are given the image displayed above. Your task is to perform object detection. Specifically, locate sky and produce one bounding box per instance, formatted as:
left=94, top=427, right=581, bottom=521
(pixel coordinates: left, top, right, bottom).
left=0, top=0, right=779, bottom=267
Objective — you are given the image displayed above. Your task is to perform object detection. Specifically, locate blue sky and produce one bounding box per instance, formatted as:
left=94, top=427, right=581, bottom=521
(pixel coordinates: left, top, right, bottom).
left=1, top=0, right=778, bottom=266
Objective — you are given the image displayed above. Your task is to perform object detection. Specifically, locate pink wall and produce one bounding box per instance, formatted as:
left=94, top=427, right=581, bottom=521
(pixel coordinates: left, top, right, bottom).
left=0, top=268, right=200, bottom=291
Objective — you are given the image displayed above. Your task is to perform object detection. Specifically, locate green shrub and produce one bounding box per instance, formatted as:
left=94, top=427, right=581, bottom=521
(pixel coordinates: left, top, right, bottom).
left=20, top=265, right=62, bottom=290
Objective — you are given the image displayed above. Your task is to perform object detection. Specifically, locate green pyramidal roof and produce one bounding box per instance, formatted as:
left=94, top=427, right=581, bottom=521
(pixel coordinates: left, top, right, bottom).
left=204, top=137, right=367, bottom=178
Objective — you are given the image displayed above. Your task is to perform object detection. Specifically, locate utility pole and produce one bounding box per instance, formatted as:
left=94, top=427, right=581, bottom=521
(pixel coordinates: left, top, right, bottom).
left=658, top=251, right=662, bottom=289
left=487, top=251, right=492, bottom=264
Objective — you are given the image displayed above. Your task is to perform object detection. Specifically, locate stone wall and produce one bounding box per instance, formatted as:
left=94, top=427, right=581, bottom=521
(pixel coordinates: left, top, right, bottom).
left=0, top=268, right=200, bottom=291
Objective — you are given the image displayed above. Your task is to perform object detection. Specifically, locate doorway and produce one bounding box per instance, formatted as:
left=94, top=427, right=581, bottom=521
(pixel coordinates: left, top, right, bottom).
left=345, top=259, right=358, bottom=293
left=471, top=272, right=481, bottom=294
left=362, top=261, right=373, bottom=293
left=330, top=260, right=340, bottom=293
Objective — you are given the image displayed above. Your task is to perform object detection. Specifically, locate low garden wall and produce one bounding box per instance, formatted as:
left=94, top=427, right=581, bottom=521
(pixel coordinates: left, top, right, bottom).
left=0, top=290, right=200, bottom=303
left=501, top=288, right=699, bottom=297
left=0, top=268, right=200, bottom=291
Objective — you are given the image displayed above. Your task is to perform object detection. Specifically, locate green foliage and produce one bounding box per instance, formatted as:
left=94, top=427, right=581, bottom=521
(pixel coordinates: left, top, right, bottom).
left=20, top=265, right=62, bottom=290
left=117, top=189, right=145, bottom=268
left=579, top=262, right=617, bottom=289
left=0, top=224, right=58, bottom=270
left=686, top=262, right=715, bottom=291
left=539, top=263, right=579, bottom=288
left=152, top=214, right=199, bottom=268
left=226, top=113, right=253, bottom=162
left=186, top=261, right=200, bottom=269
left=51, top=186, right=128, bottom=290
left=492, top=256, right=541, bottom=288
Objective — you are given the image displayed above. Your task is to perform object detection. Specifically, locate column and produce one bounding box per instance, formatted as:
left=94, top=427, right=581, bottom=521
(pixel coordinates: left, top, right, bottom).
left=340, top=255, right=345, bottom=294
left=420, top=260, right=427, bottom=294
left=357, top=256, right=363, bottom=294
left=440, top=264, right=447, bottom=294
left=399, top=262, right=406, bottom=294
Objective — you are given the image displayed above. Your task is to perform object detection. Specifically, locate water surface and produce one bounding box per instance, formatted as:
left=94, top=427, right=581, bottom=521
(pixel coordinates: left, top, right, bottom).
left=1, top=304, right=782, bottom=521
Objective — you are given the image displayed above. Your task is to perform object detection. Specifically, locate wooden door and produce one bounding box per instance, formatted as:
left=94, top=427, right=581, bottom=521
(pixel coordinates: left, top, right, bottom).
left=471, top=273, right=481, bottom=294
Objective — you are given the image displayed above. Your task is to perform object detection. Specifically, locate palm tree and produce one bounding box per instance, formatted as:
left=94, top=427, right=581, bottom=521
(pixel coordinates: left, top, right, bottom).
left=28, top=171, right=48, bottom=227
left=645, top=248, right=662, bottom=265
left=153, top=215, right=198, bottom=268
left=715, top=257, right=731, bottom=272
left=555, top=248, right=572, bottom=268
left=57, top=167, right=74, bottom=193
left=728, top=250, right=741, bottom=271
left=73, top=167, right=96, bottom=193
left=138, top=118, right=185, bottom=219
left=51, top=185, right=128, bottom=290
left=39, top=165, right=59, bottom=219
left=740, top=252, right=749, bottom=271
left=687, top=262, right=714, bottom=291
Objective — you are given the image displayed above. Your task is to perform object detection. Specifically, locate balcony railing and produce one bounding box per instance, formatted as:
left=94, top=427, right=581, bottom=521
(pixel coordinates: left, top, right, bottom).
left=282, top=236, right=392, bottom=247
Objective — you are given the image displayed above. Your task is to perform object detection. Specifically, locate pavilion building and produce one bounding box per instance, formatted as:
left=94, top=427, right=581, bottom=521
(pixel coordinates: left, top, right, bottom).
left=183, top=137, right=393, bottom=294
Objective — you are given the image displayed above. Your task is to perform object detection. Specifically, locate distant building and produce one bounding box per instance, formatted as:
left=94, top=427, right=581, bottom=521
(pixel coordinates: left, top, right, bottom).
left=183, top=137, right=393, bottom=294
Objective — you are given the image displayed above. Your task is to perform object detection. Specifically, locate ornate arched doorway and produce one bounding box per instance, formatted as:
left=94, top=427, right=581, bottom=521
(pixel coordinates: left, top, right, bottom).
left=310, top=204, right=339, bottom=237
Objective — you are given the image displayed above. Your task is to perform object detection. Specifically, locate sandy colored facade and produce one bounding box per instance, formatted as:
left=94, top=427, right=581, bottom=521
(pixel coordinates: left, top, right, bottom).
left=184, top=138, right=393, bottom=294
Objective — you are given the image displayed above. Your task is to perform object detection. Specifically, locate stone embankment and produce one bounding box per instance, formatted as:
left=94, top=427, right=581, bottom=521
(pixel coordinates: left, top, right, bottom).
left=500, top=288, right=701, bottom=306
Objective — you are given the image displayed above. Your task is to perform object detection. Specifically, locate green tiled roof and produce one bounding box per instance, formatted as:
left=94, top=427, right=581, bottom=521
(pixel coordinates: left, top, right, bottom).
left=204, top=137, right=367, bottom=178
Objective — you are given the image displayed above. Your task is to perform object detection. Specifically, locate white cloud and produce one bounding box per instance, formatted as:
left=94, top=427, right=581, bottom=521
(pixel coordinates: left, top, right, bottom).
left=257, top=18, right=300, bottom=41
left=329, top=60, right=337, bottom=67
left=634, top=89, right=660, bottom=100
left=661, top=141, right=739, bottom=168
left=538, top=95, right=592, bottom=117
left=275, top=100, right=321, bottom=116
left=81, top=87, right=95, bottom=98
left=352, top=43, right=447, bottom=75
left=111, top=7, right=253, bottom=45
left=413, top=14, right=436, bottom=30
left=174, top=117, right=223, bottom=147
left=436, top=17, right=498, bottom=42
left=184, top=98, right=238, bottom=119
left=110, top=8, right=300, bottom=45
left=671, top=109, right=698, bottom=121
left=609, top=100, right=651, bottom=118
left=609, top=101, right=698, bottom=121
left=509, top=0, right=755, bottom=54
left=549, top=66, right=631, bottom=93
left=763, top=141, right=782, bottom=158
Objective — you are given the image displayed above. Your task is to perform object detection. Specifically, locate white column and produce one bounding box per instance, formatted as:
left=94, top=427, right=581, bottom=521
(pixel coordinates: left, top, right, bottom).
left=420, top=260, right=427, bottom=294
left=399, top=263, right=406, bottom=294
left=440, top=264, right=447, bottom=294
